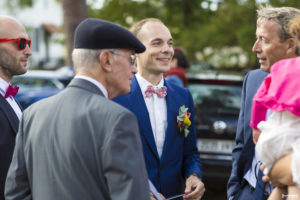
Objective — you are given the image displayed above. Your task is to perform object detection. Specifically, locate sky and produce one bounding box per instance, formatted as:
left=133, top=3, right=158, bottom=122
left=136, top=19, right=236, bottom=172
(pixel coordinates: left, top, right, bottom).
left=86, top=0, right=105, bottom=9
left=86, top=0, right=147, bottom=9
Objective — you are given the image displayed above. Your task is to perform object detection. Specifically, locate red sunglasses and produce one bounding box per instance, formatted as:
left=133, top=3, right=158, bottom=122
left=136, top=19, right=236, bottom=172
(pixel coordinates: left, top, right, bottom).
left=0, top=38, right=31, bottom=50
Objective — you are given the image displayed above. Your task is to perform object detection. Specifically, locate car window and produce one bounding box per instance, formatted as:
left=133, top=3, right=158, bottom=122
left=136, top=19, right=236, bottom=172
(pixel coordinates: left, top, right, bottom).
left=189, top=83, right=241, bottom=115
left=11, top=77, right=63, bottom=92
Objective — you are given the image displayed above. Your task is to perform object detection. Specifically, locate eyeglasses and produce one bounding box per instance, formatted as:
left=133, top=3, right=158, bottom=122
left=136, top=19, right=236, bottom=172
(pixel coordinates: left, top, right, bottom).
left=109, top=50, right=136, bottom=65
left=0, top=38, right=31, bottom=50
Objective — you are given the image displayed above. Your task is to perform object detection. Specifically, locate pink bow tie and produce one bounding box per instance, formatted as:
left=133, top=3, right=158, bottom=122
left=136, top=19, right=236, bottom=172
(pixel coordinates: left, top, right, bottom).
left=145, top=85, right=167, bottom=98
left=5, top=85, right=19, bottom=98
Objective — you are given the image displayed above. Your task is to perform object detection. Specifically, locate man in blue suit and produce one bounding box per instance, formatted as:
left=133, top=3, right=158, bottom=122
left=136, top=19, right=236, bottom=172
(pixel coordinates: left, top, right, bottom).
left=0, top=15, right=32, bottom=200
left=113, top=18, right=205, bottom=200
left=227, top=6, right=300, bottom=200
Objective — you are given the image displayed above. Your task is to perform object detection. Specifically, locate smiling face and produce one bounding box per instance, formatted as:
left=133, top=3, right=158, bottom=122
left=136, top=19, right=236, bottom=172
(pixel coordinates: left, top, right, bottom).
left=252, top=20, right=296, bottom=72
left=0, top=16, right=32, bottom=81
left=136, top=21, right=174, bottom=78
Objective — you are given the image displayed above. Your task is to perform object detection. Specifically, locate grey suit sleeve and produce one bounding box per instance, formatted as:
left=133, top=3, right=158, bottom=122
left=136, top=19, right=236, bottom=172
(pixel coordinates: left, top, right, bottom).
left=101, top=111, right=150, bottom=200
left=5, top=115, right=32, bottom=200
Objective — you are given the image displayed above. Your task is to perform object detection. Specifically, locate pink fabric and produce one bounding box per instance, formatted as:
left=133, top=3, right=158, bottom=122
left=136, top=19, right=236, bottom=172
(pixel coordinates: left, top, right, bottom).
left=144, top=85, right=167, bottom=98
left=4, top=85, right=19, bottom=98
left=250, top=57, right=300, bottom=129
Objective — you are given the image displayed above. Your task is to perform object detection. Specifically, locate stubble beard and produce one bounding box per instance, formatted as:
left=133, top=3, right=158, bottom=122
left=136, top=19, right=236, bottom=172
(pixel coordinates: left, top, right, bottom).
left=0, top=48, right=26, bottom=80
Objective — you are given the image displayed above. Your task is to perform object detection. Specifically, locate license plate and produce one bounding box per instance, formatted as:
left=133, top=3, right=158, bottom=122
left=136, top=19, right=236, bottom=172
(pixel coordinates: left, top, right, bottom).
left=197, top=139, right=235, bottom=154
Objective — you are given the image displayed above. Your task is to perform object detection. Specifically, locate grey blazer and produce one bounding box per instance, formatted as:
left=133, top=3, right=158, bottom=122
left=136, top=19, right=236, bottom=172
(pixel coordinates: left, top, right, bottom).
left=5, top=78, right=150, bottom=200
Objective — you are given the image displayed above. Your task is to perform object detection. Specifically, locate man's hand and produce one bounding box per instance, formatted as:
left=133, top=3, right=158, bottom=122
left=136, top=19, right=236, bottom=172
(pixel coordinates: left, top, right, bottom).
left=183, top=174, right=205, bottom=200
left=150, top=192, right=165, bottom=200
left=260, top=154, right=294, bottom=186
left=252, top=128, right=261, bottom=144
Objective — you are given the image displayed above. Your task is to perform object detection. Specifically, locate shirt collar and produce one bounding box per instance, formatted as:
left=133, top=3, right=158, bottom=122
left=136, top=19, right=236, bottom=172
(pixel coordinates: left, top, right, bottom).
left=135, top=73, right=164, bottom=96
left=0, top=77, right=10, bottom=97
left=75, top=75, right=108, bottom=98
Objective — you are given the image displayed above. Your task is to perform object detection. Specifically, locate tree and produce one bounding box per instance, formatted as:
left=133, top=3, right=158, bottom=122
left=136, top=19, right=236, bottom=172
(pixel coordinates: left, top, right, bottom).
left=62, top=0, right=88, bottom=66
left=5, top=0, right=300, bottom=69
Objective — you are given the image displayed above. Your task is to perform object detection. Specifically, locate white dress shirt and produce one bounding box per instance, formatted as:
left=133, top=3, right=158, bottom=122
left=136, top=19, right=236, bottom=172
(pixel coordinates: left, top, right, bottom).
left=0, top=77, right=22, bottom=120
left=75, top=75, right=108, bottom=99
left=136, top=73, right=167, bottom=158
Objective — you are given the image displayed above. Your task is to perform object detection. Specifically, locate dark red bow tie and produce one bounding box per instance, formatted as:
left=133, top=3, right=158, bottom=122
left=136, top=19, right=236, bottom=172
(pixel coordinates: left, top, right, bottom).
left=5, top=85, right=19, bottom=98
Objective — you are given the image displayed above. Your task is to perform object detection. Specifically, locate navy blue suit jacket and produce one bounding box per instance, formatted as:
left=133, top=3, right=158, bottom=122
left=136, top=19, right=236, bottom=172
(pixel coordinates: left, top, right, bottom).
left=113, top=75, right=202, bottom=198
left=0, top=96, right=20, bottom=200
left=227, top=69, right=268, bottom=199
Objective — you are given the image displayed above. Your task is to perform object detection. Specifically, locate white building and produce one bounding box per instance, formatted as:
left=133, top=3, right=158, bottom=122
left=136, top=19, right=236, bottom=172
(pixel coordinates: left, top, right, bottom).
left=0, top=0, right=65, bottom=69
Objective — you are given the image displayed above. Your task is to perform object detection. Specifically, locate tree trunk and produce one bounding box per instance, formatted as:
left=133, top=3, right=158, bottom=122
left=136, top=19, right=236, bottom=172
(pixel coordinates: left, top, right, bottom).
left=62, top=0, right=88, bottom=66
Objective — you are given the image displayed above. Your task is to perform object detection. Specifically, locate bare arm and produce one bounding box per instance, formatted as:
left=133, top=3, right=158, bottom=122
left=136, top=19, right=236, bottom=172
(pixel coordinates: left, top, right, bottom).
left=262, top=154, right=294, bottom=187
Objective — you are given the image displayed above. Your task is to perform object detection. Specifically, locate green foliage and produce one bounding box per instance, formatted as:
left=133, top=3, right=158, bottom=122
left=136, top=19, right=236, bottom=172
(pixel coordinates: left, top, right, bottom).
left=89, top=0, right=261, bottom=68
left=6, top=0, right=300, bottom=69
left=5, top=0, right=33, bottom=9
left=89, top=0, right=163, bottom=28
left=269, top=0, right=300, bottom=8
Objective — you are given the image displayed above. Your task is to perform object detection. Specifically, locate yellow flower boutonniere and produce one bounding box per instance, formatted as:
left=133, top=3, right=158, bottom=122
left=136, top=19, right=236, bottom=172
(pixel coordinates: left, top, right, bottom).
left=177, top=105, right=191, bottom=137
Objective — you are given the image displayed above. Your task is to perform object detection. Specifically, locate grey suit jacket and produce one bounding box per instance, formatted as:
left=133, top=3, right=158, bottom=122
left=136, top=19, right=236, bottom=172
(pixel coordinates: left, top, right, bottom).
left=5, top=78, right=150, bottom=200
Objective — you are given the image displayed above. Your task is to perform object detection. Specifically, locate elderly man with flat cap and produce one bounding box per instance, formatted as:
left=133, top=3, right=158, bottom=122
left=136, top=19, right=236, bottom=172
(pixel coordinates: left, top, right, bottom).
left=4, top=18, right=150, bottom=200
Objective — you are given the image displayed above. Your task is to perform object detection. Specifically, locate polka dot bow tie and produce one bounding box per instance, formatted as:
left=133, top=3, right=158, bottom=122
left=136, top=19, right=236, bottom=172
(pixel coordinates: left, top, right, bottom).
left=145, top=85, right=167, bottom=98
left=5, top=84, right=19, bottom=98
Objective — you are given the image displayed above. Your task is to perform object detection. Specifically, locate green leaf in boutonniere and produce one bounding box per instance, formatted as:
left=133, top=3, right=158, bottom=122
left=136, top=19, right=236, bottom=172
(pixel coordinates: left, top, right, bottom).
left=177, top=105, right=191, bottom=138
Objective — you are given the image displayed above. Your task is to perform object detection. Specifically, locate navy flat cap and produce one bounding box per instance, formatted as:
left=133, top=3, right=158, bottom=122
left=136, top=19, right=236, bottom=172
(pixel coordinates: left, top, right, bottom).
left=74, top=18, right=145, bottom=53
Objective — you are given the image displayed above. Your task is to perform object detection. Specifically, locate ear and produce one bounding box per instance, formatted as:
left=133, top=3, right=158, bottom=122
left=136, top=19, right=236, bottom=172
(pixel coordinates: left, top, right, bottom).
left=286, top=38, right=297, bottom=56
left=99, top=51, right=113, bottom=72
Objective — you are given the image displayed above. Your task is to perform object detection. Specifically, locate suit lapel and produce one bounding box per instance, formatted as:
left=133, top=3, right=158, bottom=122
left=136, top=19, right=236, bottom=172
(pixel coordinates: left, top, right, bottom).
left=14, top=98, right=23, bottom=111
left=160, top=81, right=180, bottom=162
left=130, top=76, right=159, bottom=158
left=0, top=95, right=20, bottom=135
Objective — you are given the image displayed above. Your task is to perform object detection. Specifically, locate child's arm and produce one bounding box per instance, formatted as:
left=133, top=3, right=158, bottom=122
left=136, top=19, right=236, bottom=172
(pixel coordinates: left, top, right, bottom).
left=252, top=128, right=261, bottom=144
left=261, top=154, right=294, bottom=186
left=268, top=187, right=287, bottom=200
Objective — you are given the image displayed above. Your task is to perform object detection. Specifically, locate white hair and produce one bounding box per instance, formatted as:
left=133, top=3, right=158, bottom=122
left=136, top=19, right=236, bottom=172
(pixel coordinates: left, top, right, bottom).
left=72, top=49, right=102, bottom=73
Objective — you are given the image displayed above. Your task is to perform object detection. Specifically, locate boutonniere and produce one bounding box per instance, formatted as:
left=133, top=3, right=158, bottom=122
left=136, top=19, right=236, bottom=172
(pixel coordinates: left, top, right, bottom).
left=177, top=105, right=191, bottom=137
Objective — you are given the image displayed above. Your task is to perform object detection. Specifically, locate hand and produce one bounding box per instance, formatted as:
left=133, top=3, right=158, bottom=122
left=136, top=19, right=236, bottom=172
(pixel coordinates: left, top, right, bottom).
left=150, top=192, right=166, bottom=200
left=183, top=174, right=205, bottom=200
left=260, top=154, right=294, bottom=187
left=259, top=164, right=269, bottom=183
left=260, top=164, right=285, bottom=187
left=252, top=128, right=261, bottom=144
left=259, top=164, right=280, bottom=186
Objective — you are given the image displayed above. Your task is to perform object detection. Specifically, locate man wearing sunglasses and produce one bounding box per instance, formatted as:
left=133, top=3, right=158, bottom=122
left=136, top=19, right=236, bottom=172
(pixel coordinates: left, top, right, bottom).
left=0, top=15, right=32, bottom=200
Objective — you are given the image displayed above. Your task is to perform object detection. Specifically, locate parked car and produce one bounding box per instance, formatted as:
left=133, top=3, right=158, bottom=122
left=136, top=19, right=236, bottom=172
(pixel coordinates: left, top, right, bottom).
left=11, top=69, right=73, bottom=109
left=187, top=70, right=244, bottom=188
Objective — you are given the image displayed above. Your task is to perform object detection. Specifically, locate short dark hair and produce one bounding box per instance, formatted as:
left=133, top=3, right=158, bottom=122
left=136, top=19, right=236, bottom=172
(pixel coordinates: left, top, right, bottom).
left=173, top=47, right=190, bottom=69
